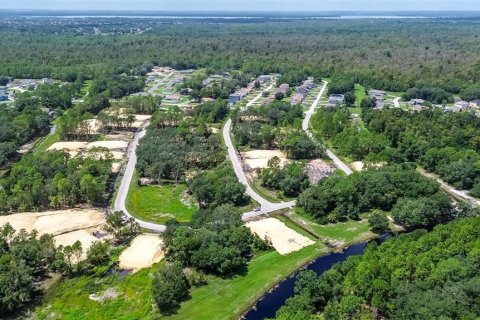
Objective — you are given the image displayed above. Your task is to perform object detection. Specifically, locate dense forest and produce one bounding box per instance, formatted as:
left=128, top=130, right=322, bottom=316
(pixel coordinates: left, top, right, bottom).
left=233, top=101, right=322, bottom=159
left=0, top=151, right=112, bottom=213
left=1, top=18, right=480, bottom=92
left=311, top=107, right=480, bottom=194
left=297, top=165, right=454, bottom=230
left=273, top=216, right=480, bottom=320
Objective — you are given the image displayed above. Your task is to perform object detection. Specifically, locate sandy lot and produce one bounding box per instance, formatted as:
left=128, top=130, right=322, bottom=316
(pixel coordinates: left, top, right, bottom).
left=246, top=218, right=314, bottom=255
left=0, top=209, right=106, bottom=236
left=83, top=150, right=125, bottom=161
left=0, top=209, right=106, bottom=260
left=134, top=115, right=151, bottom=122
left=351, top=161, right=364, bottom=172
left=78, top=119, right=102, bottom=134
left=119, top=234, right=164, bottom=272
left=48, top=141, right=88, bottom=152
left=111, top=162, right=122, bottom=173
left=241, top=150, right=289, bottom=170
left=87, top=140, right=129, bottom=150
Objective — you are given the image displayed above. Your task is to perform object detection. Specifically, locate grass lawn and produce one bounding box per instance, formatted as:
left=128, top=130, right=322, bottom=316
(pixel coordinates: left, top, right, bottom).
left=286, top=210, right=375, bottom=247
left=167, top=243, right=327, bottom=320
left=79, top=80, right=93, bottom=97
left=250, top=178, right=283, bottom=203
left=126, top=172, right=197, bottom=224
left=355, top=84, right=366, bottom=107
left=35, top=262, right=164, bottom=320
left=33, top=132, right=60, bottom=154
left=36, top=243, right=327, bottom=320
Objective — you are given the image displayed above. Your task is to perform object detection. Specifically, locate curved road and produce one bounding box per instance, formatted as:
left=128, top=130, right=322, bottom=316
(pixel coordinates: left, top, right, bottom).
left=114, top=123, right=166, bottom=232
left=223, top=118, right=296, bottom=221
left=303, top=81, right=353, bottom=176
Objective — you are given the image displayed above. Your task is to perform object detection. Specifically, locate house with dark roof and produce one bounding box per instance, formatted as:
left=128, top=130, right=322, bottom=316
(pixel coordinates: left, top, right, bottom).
left=328, top=94, right=345, bottom=105
left=469, top=100, right=480, bottom=108
left=368, top=89, right=386, bottom=109
left=0, top=87, right=8, bottom=101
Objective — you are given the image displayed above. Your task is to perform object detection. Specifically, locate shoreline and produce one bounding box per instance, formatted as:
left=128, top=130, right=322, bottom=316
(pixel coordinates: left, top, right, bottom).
left=238, top=233, right=382, bottom=319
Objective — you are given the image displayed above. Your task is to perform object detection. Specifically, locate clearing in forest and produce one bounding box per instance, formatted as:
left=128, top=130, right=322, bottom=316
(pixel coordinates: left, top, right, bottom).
left=119, top=234, right=164, bottom=273
left=246, top=217, right=314, bottom=255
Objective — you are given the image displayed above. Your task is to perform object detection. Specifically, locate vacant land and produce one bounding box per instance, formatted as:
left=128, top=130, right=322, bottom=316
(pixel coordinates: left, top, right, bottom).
left=168, top=243, right=327, bottom=320
left=0, top=209, right=106, bottom=259
left=126, top=177, right=197, bottom=224
left=119, top=234, right=164, bottom=273
left=283, top=211, right=375, bottom=247
left=241, top=150, right=288, bottom=170
left=246, top=218, right=315, bottom=255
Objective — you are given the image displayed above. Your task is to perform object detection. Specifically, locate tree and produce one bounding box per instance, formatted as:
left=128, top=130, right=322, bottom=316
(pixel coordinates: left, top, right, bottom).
left=152, top=261, right=190, bottom=314
left=344, top=92, right=356, bottom=106
left=360, top=96, right=376, bottom=108
left=86, top=241, right=110, bottom=266
left=368, top=210, right=390, bottom=234
left=103, top=211, right=140, bottom=244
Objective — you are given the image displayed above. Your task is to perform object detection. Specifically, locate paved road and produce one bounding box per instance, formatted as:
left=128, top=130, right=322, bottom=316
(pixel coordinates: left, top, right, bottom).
left=148, top=73, right=173, bottom=96
left=417, top=168, right=480, bottom=208
left=223, top=118, right=296, bottom=221
left=393, top=97, right=401, bottom=108
left=113, top=123, right=166, bottom=232
left=303, top=81, right=353, bottom=176
left=243, top=82, right=276, bottom=110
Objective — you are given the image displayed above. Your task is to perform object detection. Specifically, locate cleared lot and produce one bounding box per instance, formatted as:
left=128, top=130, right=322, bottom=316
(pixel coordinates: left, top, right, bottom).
left=241, top=150, right=288, bottom=170
left=246, top=218, right=314, bottom=255
left=119, top=234, right=164, bottom=272
left=0, top=209, right=106, bottom=260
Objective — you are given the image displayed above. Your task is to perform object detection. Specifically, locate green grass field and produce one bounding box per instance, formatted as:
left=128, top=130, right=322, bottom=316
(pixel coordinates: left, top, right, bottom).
left=167, top=243, right=327, bottom=320
left=285, top=210, right=375, bottom=246
left=35, top=262, right=164, bottom=320
left=35, top=243, right=327, bottom=320
left=79, top=80, right=93, bottom=97
left=33, top=132, right=60, bottom=154
left=126, top=173, right=197, bottom=224
left=355, top=84, right=366, bottom=107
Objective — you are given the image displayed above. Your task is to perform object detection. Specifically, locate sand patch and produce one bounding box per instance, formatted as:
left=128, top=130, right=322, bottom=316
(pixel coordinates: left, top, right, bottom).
left=246, top=218, right=314, bottom=255
left=0, top=209, right=106, bottom=261
left=134, top=115, right=151, bottom=122
left=111, top=162, right=122, bottom=173
left=48, top=141, right=88, bottom=152
left=0, top=209, right=105, bottom=236
left=87, top=140, right=128, bottom=150
left=351, top=161, right=364, bottom=172
left=119, top=234, right=164, bottom=273
left=241, top=150, right=288, bottom=170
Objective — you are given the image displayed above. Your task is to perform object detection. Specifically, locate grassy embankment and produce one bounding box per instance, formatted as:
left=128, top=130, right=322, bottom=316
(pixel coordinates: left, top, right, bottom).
left=126, top=171, right=197, bottom=224
left=35, top=241, right=327, bottom=320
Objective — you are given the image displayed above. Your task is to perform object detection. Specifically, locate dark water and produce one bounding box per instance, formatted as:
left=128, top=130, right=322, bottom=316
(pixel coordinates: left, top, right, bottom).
left=244, top=237, right=386, bottom=320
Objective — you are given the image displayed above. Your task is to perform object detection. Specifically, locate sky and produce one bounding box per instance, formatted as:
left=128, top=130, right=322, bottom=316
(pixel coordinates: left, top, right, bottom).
left=1, top=0, right=479, bottom=12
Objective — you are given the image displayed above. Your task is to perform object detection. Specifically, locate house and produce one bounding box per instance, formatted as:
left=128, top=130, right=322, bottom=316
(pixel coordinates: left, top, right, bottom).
left=368, top=89, right=386, bottom=109
left=290, top=93, right=305, bottom=105
left=0, top=87, right=8, bottom=101
left=409, top=99, right=425, bottom=106
left=454, top=101, right=470, bottom=111
left=201, top=97, right=215, bottom=103
left=413, top=105, right=427, bottom=113
left=164, top=94, right=181, bottom=102
left=277, top=84, right=290, bottom=95
left=41, top=78, right=53, bottom=84
left=469, top=100, right=480, bottom=108
left=444, top=106, right=461, bottom=113
left=328, top=94, right=345, bottom=105
left=229, top=88, right=250, bottom=105
left=257, top=75, right=271, bottom=83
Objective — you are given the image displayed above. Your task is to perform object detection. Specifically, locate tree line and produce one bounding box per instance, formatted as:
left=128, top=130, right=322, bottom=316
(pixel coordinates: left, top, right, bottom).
left=273, top=215, right=480, bottom=320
